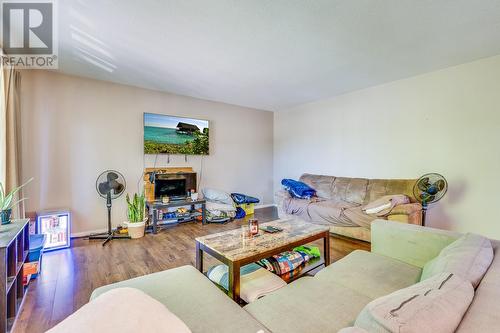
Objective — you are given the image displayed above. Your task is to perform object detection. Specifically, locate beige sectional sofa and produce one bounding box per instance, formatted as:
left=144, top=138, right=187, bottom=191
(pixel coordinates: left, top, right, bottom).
left=89, top=220, right=500, bottom=333
left=276, top=173, right=423, bottom=241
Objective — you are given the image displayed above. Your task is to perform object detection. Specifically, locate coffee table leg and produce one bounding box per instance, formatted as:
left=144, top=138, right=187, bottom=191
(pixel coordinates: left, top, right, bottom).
left=324, top=232, right=331, bottom=266
left=152, top=208, right=158, bottom=234
left=228, top=262, right=241, bottom=303
left=196, top=242, right=203, bottom=272
left=201, top=203, right=206, bottom=225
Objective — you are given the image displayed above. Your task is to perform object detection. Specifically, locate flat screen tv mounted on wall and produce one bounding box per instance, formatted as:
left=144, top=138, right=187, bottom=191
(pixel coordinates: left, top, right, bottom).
left=144, top=113, right=209, bottom=155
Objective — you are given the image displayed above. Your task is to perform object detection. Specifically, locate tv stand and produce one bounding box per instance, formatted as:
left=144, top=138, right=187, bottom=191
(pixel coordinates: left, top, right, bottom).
left=146, top=198, right=206, bottom=234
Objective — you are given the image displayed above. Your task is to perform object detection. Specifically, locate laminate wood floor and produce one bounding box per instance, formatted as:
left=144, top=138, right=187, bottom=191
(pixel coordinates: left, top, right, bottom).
left=13, top=207, right=369, bottom=333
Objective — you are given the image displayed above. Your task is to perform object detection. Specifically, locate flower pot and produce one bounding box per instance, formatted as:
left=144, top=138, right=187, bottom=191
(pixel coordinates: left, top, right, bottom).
left=0, top=209, right=12, bottom=225
left=125, top=220, right=146, bottom=239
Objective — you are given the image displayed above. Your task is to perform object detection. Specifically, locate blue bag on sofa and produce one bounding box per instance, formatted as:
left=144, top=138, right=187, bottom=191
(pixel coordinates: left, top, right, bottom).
left=281, top=179, right=316, bottom=199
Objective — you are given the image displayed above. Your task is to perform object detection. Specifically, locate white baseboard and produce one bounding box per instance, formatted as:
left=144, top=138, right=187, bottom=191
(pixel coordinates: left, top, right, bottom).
left=71, top=228, right=108, bottom=238
left=255, top=204, right=277, bottom=209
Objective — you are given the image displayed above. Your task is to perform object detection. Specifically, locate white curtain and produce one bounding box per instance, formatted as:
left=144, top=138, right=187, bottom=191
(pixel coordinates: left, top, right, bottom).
left=0, top=61, right=5, bottom=187
left=0, top=56, right=23, bottom=218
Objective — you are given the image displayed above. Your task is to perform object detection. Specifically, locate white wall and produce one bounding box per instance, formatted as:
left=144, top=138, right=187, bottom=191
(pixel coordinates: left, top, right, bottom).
left=21, top=71, right=274, bottom=235
left=275, top=55, right=500, bottom=238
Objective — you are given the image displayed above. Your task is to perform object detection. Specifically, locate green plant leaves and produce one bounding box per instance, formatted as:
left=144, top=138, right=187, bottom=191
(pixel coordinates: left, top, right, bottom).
left=126, top=191, right=145, bottom=222
left=0, top=178, right=33, bottom=211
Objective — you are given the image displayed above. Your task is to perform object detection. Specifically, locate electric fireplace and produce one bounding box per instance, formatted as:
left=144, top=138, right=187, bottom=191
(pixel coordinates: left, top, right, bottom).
left=154, top=172, right=196, bottom=201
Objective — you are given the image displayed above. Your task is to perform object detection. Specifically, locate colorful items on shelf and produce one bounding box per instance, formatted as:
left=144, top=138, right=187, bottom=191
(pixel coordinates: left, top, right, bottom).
left=195, top=208, right=204, bottom=222
left=156, top=206, right=201, bottom=221
left=158, top=211, right=176, bottom=220
left=258, top=246, right=321, bottom=276
left=294, top=245, right=321, bottom=259
left=258, top=251, right=309, bottom=275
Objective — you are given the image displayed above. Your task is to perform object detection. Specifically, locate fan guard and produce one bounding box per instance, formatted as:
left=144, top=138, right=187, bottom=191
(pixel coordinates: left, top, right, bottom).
left=96, top=170, right=126, bottom=199
left=413, top=173, right=448, bottom=226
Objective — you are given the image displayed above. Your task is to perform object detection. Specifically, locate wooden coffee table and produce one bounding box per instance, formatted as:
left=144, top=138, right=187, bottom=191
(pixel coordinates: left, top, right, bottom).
left=195, top=219, right=330, bottom=302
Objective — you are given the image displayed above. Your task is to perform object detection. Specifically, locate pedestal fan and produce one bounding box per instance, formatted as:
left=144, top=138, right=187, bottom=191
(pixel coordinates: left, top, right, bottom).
left=413, top=173, right=448, bottom=226
left=89, top=170, right=130, bottom=246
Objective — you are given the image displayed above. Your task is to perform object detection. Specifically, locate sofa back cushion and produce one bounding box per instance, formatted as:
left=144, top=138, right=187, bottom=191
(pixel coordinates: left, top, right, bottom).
left=331, top=177, right=369, bottom=204
left=299, top=174, right=335, bottom=199
left=365, top=179, right=417, bottom=204
left=298, top=174, right=417, bottom=205
left=421, top=233, right=493, bottom=288
left=355, top=273, right=474, bottom=333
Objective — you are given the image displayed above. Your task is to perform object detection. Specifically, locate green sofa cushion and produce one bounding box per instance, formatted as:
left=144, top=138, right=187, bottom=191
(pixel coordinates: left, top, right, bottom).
left=371, top=220, right=460, bottom=268
left=245, top=276, right=372, bottom=333
left=315, top=250, right=422, bottom=299
left=245, top=250, right=422, bottom=333
left=91, top=265, right=269, bottom=333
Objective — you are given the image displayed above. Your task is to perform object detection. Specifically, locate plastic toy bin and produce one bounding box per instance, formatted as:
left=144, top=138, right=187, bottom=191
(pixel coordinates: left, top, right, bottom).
left=27, top=234, right=46, bottom=279
left=237, top=203, right=255, bottom=215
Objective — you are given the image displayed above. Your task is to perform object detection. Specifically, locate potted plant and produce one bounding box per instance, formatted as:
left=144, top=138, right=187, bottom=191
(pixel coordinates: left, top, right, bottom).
left=125, top=192, right=146, bottom=238
left=0, top=178, right=33, bottom=225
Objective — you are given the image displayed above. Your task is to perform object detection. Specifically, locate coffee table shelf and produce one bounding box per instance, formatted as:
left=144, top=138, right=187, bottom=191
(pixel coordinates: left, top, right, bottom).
left=195, top=219, right=330, bottom=303
left=280, top=257, right=325, bottom=284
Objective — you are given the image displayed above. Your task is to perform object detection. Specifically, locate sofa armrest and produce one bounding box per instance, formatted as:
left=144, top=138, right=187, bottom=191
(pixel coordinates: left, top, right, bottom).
left=274, top=189, right=292, bottom=204
left=371, top=220, right=461, bottom=268
left=389, top=203, right=421, bottom=215
left=275, top=189, right=291, bottom=206
left=386, top=203, right=423, bottom=225
left=275, top=189, right=291, bottom=218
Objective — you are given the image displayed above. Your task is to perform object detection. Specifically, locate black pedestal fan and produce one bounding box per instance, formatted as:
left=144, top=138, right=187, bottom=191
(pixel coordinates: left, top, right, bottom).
left=89, top=170, right=130, bottom=246
left=413, top=173, right=448, bottom=226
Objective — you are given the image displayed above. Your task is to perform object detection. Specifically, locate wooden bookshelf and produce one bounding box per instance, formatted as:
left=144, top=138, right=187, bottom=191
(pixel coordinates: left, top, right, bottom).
left=0, top=219, right=30, bottom=333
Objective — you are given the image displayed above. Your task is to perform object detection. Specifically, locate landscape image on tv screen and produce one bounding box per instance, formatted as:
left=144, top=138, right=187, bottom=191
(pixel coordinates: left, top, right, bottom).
left=144, top=113, right=209, bottom=155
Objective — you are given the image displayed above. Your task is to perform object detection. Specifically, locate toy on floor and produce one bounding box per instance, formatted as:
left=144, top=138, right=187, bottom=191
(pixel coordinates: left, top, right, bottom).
left=201, top=188, right=261, bottom=222
left=231, top=193, right=260, bottom=216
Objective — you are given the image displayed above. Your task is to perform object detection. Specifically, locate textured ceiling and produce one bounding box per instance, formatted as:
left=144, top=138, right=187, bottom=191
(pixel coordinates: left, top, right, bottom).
left=54, top=0, right=500, bottom=111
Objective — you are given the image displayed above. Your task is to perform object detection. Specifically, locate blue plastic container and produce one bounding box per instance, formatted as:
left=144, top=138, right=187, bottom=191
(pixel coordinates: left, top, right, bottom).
left=28, top=234, right=46, bottom=278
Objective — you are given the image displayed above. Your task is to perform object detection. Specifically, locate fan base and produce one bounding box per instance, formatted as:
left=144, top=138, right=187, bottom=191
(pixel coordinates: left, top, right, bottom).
left=89, top=232, right=131, bottom=246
